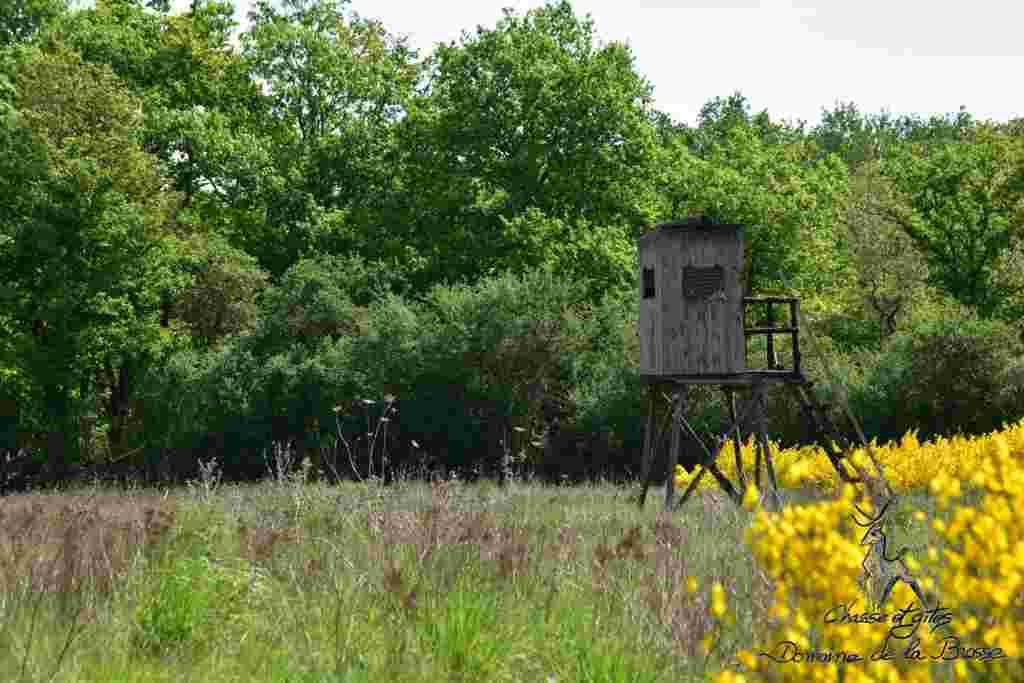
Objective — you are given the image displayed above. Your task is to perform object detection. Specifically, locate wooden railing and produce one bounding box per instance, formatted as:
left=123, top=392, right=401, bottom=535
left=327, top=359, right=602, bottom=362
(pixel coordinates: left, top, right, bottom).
left=742, top=296, right=801, bottom=376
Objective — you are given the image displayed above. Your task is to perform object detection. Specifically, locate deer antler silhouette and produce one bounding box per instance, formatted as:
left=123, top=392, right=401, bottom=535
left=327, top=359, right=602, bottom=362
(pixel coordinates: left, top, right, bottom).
left=851, top=498, right=929, bottom=609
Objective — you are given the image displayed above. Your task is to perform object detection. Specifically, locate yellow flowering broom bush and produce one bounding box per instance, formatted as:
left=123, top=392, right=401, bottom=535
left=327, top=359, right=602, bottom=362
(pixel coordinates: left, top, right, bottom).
left=675, top=418, right=1024, bottom=495
left=692, top=419, right=1024, bottom=682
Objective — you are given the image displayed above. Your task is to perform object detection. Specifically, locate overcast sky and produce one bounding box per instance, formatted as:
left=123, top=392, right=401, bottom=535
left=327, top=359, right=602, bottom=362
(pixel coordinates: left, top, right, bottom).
left=156, top=0, right=1023, bottom=128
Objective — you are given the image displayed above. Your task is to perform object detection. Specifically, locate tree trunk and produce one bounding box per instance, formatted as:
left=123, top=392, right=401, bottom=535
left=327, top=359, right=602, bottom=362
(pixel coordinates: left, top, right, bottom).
left=104, top=362, right=132, bottom=463
left=43, top=383, right=76, bottom=483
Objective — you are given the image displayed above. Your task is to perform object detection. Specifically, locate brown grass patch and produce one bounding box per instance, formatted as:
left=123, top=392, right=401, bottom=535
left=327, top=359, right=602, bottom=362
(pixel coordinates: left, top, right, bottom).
left=0, top=493, right=175, bottom=599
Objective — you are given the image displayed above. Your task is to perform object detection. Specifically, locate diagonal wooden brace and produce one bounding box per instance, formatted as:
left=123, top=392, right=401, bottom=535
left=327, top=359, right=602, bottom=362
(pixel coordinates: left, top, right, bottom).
left=791, top=382, right=860, bottom=484
left=675, top=409, right=742, bottom=507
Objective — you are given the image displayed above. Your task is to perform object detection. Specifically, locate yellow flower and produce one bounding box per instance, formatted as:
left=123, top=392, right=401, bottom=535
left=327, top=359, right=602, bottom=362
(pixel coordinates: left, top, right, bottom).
left=711, top=582, right=727, bottom=618
left=989, top=435, right=1010, bottom=461
left=737, top=651, right=758, bottom=670
left=687, top=576, right=698, bottom=594
left=742, top=483, right=759, bottom=510
left=726, top=420, right=1024, bottom=682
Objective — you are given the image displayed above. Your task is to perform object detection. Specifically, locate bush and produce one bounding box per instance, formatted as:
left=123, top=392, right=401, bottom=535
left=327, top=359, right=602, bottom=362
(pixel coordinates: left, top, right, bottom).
left=886, top=310, right=1024, bottom=439
left=367, top=266, right=595, bottom=478
left=802, top=299, right=1024, bottom=446
left=249, top=254, right=377, bottom=357
left=129, top=263, right=1024, bottom=484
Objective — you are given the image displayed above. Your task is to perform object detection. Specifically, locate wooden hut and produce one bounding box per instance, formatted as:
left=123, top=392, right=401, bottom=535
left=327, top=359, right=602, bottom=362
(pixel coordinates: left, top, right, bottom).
left=638, top=216, right=745, bottom=381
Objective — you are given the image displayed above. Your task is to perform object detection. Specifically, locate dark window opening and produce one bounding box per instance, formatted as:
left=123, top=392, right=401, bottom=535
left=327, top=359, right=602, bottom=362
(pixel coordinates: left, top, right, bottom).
left=642, top=267, right=655, bottom=299
left=683, top=265, right=725, bottom=300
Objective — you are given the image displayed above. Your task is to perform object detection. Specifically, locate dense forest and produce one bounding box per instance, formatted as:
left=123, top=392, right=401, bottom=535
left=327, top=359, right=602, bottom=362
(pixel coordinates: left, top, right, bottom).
left=1, top=0, right=1022, bottom=489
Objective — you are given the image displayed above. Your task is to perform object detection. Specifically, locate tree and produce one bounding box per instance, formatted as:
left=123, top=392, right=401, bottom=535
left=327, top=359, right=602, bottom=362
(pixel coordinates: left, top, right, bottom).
left=685, top=91, right=805, bottom=157
left=656, top=118, right=850, bottom=299
left=140, top=0, right=266, bottom=206
left=838, top=162, right=933, bottom=344
left=168, top=232, right=271, bottom=350
left=881, top=124, right=1024, bottom=316
left=247, top=253, right=398, bottom=357
left=813, top=102, right=977, bottom=169
left=45, top=0, right=275, bottom=281
left=0, top=0, right=68, bottom=48
left=393, top=0, right=663, bottom=296
left=42, top=0, right=164, bottom=90
left=813, top=101, right=876, bottom=168
left=0, top=44, right=185, bottom=474
left=238, top=0, right=419, bottom=277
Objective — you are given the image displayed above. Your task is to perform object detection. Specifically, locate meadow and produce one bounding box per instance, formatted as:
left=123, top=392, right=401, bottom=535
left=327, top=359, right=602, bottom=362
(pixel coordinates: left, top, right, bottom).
left=1, top=420, right=1022, bottom=683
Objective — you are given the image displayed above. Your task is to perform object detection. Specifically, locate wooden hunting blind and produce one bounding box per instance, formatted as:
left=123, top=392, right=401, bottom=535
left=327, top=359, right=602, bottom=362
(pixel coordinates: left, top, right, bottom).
left=638, top=217, right=746, bottom=379
left=635, top=216, right=888, bottom=513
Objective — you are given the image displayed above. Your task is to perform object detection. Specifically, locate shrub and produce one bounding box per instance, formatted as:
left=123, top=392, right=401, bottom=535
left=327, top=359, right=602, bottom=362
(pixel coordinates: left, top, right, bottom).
left=886, top=309, right=1024, bottom=440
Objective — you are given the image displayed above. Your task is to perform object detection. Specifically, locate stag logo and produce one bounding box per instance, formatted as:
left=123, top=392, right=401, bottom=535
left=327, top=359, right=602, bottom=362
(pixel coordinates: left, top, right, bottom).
left=850, top=499, right=930, bottom=610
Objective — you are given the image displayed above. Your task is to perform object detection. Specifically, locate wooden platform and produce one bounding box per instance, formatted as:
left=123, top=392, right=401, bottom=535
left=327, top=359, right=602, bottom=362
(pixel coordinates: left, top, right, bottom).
left=639, top=371, right=806, bottom=386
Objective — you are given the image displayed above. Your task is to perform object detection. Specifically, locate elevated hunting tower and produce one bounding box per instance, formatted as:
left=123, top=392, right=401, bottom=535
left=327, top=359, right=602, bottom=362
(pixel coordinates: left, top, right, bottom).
left=636, top=216, right=886, bottom=512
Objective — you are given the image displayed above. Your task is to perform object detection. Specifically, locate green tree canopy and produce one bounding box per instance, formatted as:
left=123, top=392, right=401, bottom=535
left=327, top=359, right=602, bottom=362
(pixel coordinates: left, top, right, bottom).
left=0, top=43, right=185, bottom=469
left=881, top=124, right=1024, bottom=316
left=656, top=111, right=850, bottom=300
left=236, top=0, right=420, bottom=277
left=0, top=0, right=68, bottom=48
left=392, top=0, right=663, bottom=296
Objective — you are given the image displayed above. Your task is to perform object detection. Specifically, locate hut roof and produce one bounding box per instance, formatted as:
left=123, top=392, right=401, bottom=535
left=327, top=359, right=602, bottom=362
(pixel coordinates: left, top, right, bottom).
left=639, top=216, right=742, bottom=245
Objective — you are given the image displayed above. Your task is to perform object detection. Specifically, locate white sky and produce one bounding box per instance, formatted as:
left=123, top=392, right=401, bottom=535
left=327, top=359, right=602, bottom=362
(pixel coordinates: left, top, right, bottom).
left=154, top=0, right=1024, bottom=127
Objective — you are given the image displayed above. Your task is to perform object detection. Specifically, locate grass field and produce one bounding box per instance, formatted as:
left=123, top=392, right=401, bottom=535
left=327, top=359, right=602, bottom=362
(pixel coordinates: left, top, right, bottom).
left=0, top=461, right=1015, bottom=682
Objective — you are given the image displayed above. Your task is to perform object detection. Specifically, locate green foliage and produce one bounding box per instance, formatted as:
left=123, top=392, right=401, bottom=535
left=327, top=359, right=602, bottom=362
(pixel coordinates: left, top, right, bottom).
left=170, top=232, right=271, bottom=350
left=131, top=346, right=219, bottom=473
left=364, top=266, right=595, bottom=473
left=48, top=0, right=277, bottom=276
left=886, top=304, right=1024, bottom=439
left=825, top=298, right=1024, bottom=444
left=658, top=118, right=851, bottom=296
left=1, top=0, right=1020, bottom=485
left=813, top=101, right=977, bottom=169
left=0, top=0, right=68, bottom=48
left=133, top=553, right=255, bottom=656
left=394, top=0, right=662, bottom=295
left=250, top=253, right=402, bottom=357
left=0, top=43, right=185, bottom=471
left=989, top=237, right=1024, bottom=324
left=685, top=91, right=807, bottom=156
left=141, top=0, right=266, bottom=200
left=881, top=124, right=1024, bottom=316
left=44, top=0, right=163, bottom=90
left=237, top=0, right=419, bottom=277
left=182, top=265, right=643, bottom=478
left=822, top=161, right=933, bottom=349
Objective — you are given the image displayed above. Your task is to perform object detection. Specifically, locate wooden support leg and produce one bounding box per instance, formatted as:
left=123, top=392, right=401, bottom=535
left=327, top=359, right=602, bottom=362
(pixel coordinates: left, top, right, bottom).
left=640, top=388, right=675, bottom=507
left=665, top=389, right=683, bottom=512
left=677, top=465, right=707, bottom=507
left=704, top=455, right=741, bottom=505
left=728, top=388, right=747, bottom=493
left=754, top=429, right=763, bottom=491
left=638, top=387, right=657, bottom=508
left=754, top=382, right=781, bottom=510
